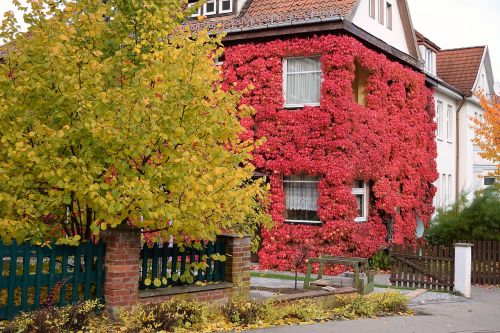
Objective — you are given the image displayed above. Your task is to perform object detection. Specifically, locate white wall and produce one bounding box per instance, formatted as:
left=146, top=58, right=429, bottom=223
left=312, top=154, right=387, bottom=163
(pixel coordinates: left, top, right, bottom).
left=433, top=89, right=459, bottom=209
left=352, top=0, right=410, bottom=55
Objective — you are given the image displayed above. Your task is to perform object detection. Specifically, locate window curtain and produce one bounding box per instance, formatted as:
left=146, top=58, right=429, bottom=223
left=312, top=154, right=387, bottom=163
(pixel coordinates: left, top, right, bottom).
left=284, top=178, right=319, bottom=211
left=286, top=58, right=321, bottom=105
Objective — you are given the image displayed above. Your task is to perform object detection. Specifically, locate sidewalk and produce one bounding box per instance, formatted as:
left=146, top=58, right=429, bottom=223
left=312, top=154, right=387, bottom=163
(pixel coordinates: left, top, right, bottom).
left=246, top=286, right=500, bottom=333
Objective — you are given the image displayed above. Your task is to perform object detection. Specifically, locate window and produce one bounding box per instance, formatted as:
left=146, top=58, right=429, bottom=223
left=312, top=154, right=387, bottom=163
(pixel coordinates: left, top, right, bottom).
left=353, top=61, right=368, bottom=106
left=436, top=100, right=443, bottom=139
left=484, top=177, right=496, bottom=186
left=446, top=105, right=453, bottom=142
left=188, top=0, right=201, bottom=17
left=386, top=2, right=393, bottom=29
left=369, top=0, right=376, bottom=18
left=284, top=175, right=320, bottom=224
left=424, top=48, right=435, bottom=74
left=442, top=173, right=447, bottom=205
left=448, top=174, right=452, bottom=203
left=283, top=57, right=322, bottom=107
left=352, top=180, right=369, bottom=222
left=435, top=175, right=441, bottom=207
left=219, top=0, right=232, bottom=13
left=378, top=0, right=385, bottom=24
left=204, top=0, right=216, bottom=15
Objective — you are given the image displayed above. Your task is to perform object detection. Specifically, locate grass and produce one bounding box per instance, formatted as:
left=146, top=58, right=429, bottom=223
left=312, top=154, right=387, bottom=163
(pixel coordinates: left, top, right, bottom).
left=250, top=271, right=306, bottom=281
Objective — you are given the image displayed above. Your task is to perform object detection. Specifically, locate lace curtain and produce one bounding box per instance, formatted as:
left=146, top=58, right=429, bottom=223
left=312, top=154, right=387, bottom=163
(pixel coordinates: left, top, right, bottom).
left=286, top=57, right=321, bottom=105
left=284, top=175, right=319, bottom=211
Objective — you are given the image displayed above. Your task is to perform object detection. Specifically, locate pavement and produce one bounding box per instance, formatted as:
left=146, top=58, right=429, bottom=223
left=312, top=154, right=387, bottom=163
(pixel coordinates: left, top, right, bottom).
left=248, top=272, right=500, bottom=333
left=246, top=286, right=500, bottom=333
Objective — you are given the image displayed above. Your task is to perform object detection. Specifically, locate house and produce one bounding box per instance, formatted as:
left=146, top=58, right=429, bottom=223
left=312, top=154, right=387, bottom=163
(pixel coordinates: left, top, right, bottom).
left=190, top=0, right=438, bottom=270
left=417, top=31, right=497, bottom=206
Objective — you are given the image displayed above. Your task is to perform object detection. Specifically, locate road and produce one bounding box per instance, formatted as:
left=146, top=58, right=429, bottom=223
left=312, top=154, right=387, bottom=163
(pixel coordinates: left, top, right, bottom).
left=247, top=286, right=500, bottom=333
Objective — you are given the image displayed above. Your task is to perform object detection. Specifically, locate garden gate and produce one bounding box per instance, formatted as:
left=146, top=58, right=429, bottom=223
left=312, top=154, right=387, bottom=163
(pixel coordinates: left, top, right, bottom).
left=389, top=244, right=454, bottom=291
left=0, top=240, right=105, bottom=320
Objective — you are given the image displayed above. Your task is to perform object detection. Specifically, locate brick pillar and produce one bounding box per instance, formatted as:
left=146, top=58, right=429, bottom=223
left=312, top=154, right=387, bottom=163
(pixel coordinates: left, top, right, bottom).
left=100, top=226, right=141, bottom=315
left=220, top=234, right=251, bottom=298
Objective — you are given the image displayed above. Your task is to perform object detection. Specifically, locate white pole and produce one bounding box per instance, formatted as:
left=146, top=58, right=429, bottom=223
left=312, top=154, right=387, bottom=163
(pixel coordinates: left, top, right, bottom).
left=454, top=243, right=473, bottom=298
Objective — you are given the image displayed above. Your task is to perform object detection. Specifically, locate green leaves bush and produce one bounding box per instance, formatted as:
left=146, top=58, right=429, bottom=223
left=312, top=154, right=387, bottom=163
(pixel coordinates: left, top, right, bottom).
left=427, top=186, right=500, bottom=245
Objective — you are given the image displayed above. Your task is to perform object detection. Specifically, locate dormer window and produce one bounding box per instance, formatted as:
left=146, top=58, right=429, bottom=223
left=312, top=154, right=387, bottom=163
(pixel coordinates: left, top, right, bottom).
left=219, top=0, right=232, bottom=13
left=423, top=47, right=436, bottom=75
left=189, top=0, right=233, bottom=17
left=204, top=0, right=216, bottom=15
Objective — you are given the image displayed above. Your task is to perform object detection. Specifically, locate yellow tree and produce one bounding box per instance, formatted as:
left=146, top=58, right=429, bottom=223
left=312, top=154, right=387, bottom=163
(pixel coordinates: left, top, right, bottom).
left=0, top=0, right=270, bottom=245
left=473, top=94, right=500, bottom=177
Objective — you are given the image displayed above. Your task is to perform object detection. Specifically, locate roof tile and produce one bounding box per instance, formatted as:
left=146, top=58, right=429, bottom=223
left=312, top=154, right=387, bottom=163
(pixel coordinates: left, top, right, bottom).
left=436, top=46, right=485, bottom=95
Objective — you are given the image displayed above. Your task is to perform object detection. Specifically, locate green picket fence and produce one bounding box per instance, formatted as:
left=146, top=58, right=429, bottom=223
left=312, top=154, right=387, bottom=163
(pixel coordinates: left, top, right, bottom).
left=140, top=238, right=227, bottom=290
left=0, top=240, right=105, bottom=320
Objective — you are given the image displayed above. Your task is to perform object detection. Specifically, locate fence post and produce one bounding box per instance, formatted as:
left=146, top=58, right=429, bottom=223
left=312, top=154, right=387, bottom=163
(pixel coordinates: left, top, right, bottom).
left=100, top=225, right=141, bottom=315
left=454, top=243, right=473, bottom=298
left=219, top=234, right=251, bottom=298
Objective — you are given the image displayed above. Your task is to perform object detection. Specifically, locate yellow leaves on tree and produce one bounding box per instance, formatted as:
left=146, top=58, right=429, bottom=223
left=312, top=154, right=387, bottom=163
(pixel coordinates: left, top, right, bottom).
left=473, top=94, right=500, bottom=177
left=0, top=0, right=271, bottom=244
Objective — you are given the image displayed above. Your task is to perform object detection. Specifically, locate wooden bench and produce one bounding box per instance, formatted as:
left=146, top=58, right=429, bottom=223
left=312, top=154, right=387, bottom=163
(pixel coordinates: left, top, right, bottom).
left=303, top=255, right=374, bottom=294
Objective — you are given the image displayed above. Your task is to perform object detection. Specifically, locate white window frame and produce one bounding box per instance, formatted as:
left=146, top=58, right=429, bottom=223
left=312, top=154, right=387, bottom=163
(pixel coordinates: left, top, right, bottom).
left=385, top=1, right=393, bottom=29
left=219, top=0, right=232, bottom=14
left=369, top=0, right=376, bottom=19
left=352, top=181, right=369, bottom=223
left=283, top=175, right=321, bottom=224
left=446, top=104, right=453, bottom=142
left=283, top=56, right=322, bottom=108
left=436, top=100, right=443, bottom=140
left=203, top=0, right=216, bottom=15
left=188, top=2, right=201, bottom=17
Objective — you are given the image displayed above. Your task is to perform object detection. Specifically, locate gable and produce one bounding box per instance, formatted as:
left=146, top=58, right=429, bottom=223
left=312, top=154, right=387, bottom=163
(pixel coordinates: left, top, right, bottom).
left=351, top=0, right=418, bottom=58
left=436, top=46, right=485, bottom=96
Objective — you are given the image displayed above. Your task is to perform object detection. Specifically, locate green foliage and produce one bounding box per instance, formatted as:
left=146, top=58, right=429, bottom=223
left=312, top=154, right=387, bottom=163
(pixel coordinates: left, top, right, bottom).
left=427, top=186, right=500, bottom=245
left=121, top=299, right=208, bottom=332
left=368, top=249, right=392, bottom=271
left=0, top=299, right=102, bottom=333
left=0, top=0, right=271, bottom=244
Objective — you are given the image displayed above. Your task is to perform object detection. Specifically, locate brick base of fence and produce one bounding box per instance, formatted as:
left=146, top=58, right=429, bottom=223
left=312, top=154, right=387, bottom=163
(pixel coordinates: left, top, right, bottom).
left=101, top=227, right=251, bottom=314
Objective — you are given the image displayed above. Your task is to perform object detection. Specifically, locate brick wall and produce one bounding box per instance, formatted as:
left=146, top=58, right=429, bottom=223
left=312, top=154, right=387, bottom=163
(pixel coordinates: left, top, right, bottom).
left=101, top=228, right=251, bottom=314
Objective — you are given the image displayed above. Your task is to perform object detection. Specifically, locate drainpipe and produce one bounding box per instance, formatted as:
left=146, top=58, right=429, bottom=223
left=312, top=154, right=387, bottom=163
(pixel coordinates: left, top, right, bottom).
left=455, top=97, right=467, bottom=203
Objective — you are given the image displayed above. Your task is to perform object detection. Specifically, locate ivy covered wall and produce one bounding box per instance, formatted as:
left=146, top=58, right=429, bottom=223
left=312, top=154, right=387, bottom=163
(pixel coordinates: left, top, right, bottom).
left=222, top=35, right=437, bottom=271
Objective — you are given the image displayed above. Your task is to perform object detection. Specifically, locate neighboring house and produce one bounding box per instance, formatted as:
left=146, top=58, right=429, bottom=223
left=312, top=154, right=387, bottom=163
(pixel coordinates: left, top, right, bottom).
left=190, top=0, right=437, bottom=270
left=417, top=31, right=497, bottom=206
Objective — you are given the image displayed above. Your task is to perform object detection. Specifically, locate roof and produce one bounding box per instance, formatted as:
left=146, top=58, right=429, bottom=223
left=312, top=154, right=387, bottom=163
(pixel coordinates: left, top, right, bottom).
left=414, top=30, right=440, bottom=52
left=436, top=46, right=485, bottom=95
left=240, top=0, right=358, bottom=18
left=188, top=0, right=359, bottom=32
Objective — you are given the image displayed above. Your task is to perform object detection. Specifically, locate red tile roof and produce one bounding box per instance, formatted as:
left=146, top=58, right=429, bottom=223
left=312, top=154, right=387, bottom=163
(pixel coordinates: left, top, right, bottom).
left=436, top=46, right=485, bottom=95
left=241, top=0, right=358, bottom=18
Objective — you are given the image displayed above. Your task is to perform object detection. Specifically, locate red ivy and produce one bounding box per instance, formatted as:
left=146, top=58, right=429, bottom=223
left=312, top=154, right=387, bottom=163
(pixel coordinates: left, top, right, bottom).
left=223, top=35, right=437, bottom=273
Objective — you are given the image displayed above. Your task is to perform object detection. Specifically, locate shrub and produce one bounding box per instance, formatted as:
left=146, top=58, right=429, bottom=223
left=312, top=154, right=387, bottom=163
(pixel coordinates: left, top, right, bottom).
left=121, top=299, right=208, bottom=332
left=368, top=249, right=392, bottom=271
left=427, top=186, right=500, bottom=245
left=0, top=299, right=102, bottom=333
left=221, top=299, right=264, bottom=325
left=332, top=292, right=409, bottom=319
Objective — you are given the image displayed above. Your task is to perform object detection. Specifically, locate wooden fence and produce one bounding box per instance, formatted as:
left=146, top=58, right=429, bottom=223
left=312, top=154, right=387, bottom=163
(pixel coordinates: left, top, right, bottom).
left=139, top=238, right=227, bottom=290
left=461, top=240, right=500, bottom=285
left=0, top=240, right=105, bottom=320
left=390, top=244, right=454, bottom=291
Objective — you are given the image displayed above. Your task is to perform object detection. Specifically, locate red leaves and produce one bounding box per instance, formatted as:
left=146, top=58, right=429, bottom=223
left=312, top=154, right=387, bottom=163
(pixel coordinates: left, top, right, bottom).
left=223, top=35, right=437, bottom=272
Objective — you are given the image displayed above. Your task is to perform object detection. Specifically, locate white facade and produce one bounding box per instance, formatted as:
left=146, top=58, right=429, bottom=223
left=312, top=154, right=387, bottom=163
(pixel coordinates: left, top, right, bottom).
left=352, top=0, right=410, bottom=54
left=433, top=87, right=460, bottom=209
